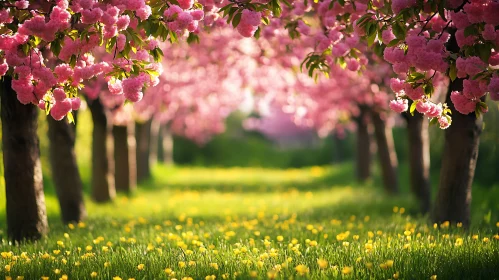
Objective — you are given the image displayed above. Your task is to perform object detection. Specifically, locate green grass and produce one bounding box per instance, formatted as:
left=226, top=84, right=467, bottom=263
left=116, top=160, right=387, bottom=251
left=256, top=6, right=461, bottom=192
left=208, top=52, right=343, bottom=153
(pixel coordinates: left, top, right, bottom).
left=1, top=165, right=499, bottom=280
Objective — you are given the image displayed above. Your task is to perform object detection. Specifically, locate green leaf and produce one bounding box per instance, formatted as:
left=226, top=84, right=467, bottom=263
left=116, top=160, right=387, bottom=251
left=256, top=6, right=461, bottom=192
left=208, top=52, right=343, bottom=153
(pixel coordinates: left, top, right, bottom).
left=22, top=43, right=30, bottom=55
left=449, top=62, right=457, bottom=81
left=464, top=25, right=478, bottom=38
left=392, top=22, right=406, bottom=40
left=410, top=100, right=418, bottom=116
left=232, top=12, right=242, bottom=28
left=69, top=55, right=77, bottom=68
left=67, top=111, right=75, bottom=124
left=386, top=38, right=401, bottom=47
left=338, top=0, right=345, bottom=6
left=50, top=40, right=62, bottom=57
left=254, top=27, right=261, bottom=39
left=475, top=44, right=492, bottom=63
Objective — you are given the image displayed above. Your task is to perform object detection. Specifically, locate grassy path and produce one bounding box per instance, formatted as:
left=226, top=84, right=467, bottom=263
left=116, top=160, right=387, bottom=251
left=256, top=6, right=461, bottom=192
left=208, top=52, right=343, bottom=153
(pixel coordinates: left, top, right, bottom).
left=1, top=165, right=499, bottom=279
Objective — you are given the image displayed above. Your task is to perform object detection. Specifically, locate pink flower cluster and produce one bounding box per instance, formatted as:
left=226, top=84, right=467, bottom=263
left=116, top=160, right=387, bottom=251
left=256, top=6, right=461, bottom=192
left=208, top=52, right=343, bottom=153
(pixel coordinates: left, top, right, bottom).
left=384, top=32, right=447, bottom=75
left=163, top=5, right=204, bottom=34
left=237, top=9, right=262, bottom=38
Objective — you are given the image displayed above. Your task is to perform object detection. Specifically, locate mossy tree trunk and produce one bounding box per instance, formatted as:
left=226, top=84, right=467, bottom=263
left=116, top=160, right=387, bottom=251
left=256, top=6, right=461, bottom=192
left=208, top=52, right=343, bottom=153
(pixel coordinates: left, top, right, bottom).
left=1, top=77, right=48, bottom=241
left=372, top=111, right=399, bottom=194
left=47, top=113, right=87, bottom=223
left=88, top=98, right=115, bottom=202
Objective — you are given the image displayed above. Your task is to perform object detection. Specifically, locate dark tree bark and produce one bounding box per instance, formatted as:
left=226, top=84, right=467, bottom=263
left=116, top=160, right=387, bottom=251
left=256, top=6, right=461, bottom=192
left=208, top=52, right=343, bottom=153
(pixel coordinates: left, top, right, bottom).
left=112, top=123, right=136, bottom=193
left=88, top=98, right=115, bottom=202
left=158, top=125, right=174, bottom=165
left=1, top=77, right=48, bottom=241
left=47, top=113, right=87, bottom=223
left=372, top=111, right=399, bottom=194
left=404, top=111, right=431, bottom=214
left=432, top=29, right=482, bottom=227
left=353, top=106, right=373, bottom=182
left=136, top=119, right=152, bottom=182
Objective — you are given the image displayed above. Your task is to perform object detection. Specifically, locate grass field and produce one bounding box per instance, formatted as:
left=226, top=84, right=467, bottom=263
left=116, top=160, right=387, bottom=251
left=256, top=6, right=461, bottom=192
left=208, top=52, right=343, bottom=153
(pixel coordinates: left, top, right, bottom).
left=1, top=164, right=499, bottom=280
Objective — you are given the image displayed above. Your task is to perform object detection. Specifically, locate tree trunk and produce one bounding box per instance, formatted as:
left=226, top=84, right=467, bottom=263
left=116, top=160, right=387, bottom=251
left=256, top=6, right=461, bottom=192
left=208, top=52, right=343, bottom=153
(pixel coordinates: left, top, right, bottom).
left=372, top=111, right=399, bottom=194
left=354, top=106, right=372, bottom=182
left=405, top=112, right=431, bottom=214
left=136, top=119, right=152, bottom=182
left=149, top=118, right=160, bottom=167
left=158, top=125, right=174, bottom=165
left=47, top=113, right=87, bottom=223
left=432, top=28, right=483, bottom=227
left=112, top=123, right=136, bottom=193
left=1, top=77, right=48, bottom=241
left=88, top=98, right=115, bottom=202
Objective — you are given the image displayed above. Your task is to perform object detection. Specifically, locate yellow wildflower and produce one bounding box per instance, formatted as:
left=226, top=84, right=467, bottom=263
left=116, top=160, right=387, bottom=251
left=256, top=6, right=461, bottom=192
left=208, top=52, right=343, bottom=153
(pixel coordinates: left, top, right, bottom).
left=90, top=272, right=97, bottom=278
left=317, top=259, right=328, bottom=269
left=341, top=266, right=353, bottom=275
left=137, top=264, right=145, bottom=271
left=295, top=264, right=309, bottom=276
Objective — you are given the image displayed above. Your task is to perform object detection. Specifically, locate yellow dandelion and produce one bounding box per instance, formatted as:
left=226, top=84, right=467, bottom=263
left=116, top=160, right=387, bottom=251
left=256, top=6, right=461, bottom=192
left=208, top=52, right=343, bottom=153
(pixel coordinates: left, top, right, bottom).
left=386, top=260, right=394, bottom=268
left=104, top=261, right=111, bottom=268
left=90, top=272, right=97, bottom=278
left=472, top=235, right=479, bottom=240
left=178, top=261, right=186, bottom=268
left=309, top=240, right=318, bottom=247
left=267, top=270, right=278, bottom=279
left=54, top=269, right=61, bottom=275
left=112, top=277, right=122, bottom=280
left=341, top=266, right=353, bottom=275
left=60, top=275, right=68, bottom=280
left=393, top=272, right=400, bottom=279
left=205, top=275, right=216, bottom=280
left=4, top=265, right=11, bottom=272
left=430, top=275, right=437, bottom=280
left=249, top=271, right=258, bottom=278
left=137, top=264, right=145, bottom=271
left=455, top=238, right=463, bottom=246
left=399, top=207, right=405, bottom=214
left=343, top=241, right=350, bottom=247
left=366, top=262, right=373, bottom=269
left=317, top=259, right=328, bottom=269
left=276, top=236, right=284, bottom=242
left=483, top=237, right=490, bottom=243
left=393, top=206, right=399, bottom=213
left=210, top=263, right=219, bottom=270
left=295, top=264, right=309, bottom=276
left=41, top=277, right=49, bottom=280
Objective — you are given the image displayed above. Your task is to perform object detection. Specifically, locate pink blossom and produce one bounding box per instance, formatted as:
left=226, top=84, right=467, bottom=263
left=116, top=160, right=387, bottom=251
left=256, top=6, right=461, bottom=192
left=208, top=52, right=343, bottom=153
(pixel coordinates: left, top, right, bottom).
left=404, top=84, right=424, bottom=100
left=438, top=116, right=451, bottom=129
left=488, top=77, right=499, bottom=101
left=381, top=28, right=396, bottom=45
left=450, top=91, right=477, bottom=114
left=136, top=6, right=152, bottom=20
left=178, top=0, right=194, bottom=9
left=240, top=9, right=261, bottom=26
left=389, top=98, right=408, bottom=113
left=416, top=101, right=432, bottom=114
left=191, top=10, right=204, bottom=21
left=70, top=97, right=81, bottom=110
left=346, top=59, right=360, bottom=71
left=53, top=88, right=67, bottom=101
left=116, top=15, right=130, bottom=30
left=482, top=24, right=497, bottom=41
left=50, top=99, right=72, bottom=121
left=81, top=8, right=103, bottom=24
left=390, top=78, right=405, bottom=93
left=15, top=0, right=29, bottom=9
left=237, top=23, right=258, bottom=37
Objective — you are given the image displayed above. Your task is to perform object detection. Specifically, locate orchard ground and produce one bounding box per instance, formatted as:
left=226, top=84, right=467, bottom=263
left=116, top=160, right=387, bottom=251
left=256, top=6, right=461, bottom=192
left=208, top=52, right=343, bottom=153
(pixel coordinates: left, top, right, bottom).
left=1, top=164, right=499, bottom=280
